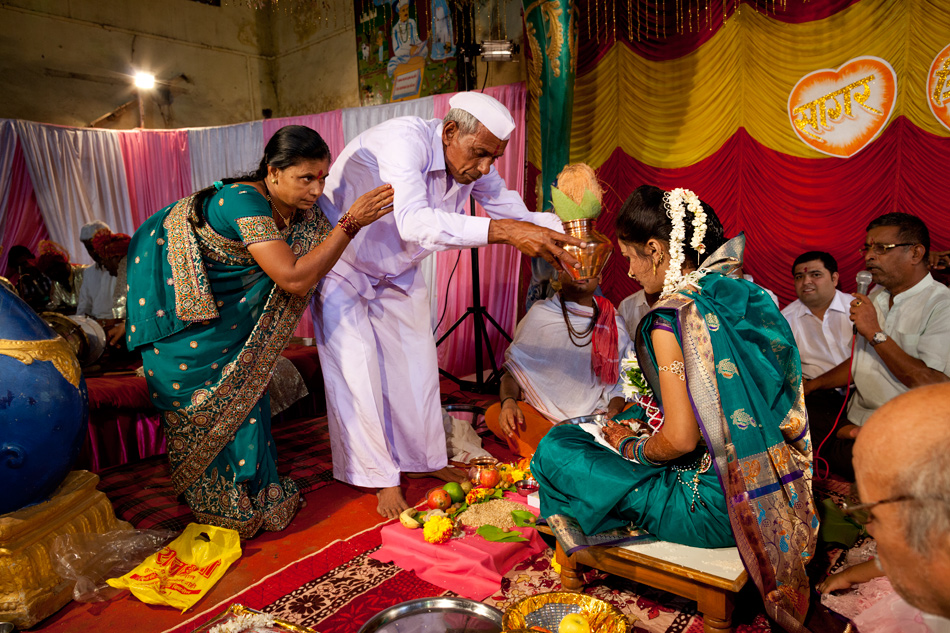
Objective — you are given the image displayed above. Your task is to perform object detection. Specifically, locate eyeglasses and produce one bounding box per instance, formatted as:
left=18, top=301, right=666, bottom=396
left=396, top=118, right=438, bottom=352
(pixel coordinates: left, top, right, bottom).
left=841, top=495, right=916, bottom=525
left=859, top=243, right=917, bottom=256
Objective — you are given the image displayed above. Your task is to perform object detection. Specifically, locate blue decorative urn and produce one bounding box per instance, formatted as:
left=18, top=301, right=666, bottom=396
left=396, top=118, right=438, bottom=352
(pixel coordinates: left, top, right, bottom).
left=0, top=285, right=88, bottom=515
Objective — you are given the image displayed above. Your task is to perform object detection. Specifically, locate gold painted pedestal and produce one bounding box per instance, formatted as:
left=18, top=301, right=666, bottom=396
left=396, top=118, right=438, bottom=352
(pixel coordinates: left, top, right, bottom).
left=0, top=470, right=131, bottom=628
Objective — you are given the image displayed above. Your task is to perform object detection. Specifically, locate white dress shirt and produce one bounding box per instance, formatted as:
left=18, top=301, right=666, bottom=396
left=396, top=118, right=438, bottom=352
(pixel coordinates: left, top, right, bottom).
left=75, top=263, right=117, bottom=319
left=849, top=274, right=950, bottom=425
left=617, top=289, right=652, bottom=341
left=781, top=289, right=853, bottom=380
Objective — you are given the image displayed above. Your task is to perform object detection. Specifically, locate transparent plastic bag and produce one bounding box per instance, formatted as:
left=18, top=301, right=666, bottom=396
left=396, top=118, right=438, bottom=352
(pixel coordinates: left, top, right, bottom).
left=51, top=528, right=176, bottom=602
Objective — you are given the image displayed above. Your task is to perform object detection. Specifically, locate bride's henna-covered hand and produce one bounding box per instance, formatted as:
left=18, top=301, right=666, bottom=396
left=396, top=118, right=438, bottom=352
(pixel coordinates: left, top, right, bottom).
left=601, top=420, right=639, bottom=450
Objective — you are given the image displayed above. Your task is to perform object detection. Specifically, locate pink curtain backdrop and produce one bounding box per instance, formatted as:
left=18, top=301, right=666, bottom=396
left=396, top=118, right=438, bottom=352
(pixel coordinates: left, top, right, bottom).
left=0, top=138, right=49, bottom=278
left=262, top=110, right=345, bottom=161
left=117, top=129, right=192, bottom=227
left=433, top=83, right=527, bottom=379
left=263, top=110, right=345, bottom=338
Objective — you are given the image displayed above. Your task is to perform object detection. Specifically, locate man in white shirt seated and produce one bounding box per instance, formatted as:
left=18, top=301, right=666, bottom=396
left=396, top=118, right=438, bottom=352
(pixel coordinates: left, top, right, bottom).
left=781, top=251, right=854, bottom=477
left=806, top=213, right=950, bottom=478
left=486, top=272, right=631, bottom=459
left=75, top=220, right=116, bottom=319
left=616, top=287, right=659, bottom=341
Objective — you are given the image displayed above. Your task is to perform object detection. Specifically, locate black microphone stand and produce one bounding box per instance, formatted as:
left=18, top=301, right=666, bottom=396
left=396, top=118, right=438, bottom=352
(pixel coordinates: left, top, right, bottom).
left=435, top=30, right=511, bottom=394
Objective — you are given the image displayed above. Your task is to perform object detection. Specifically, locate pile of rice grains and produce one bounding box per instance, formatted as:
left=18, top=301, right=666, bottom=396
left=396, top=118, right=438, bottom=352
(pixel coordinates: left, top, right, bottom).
left=456, top=499, right=523, bottom=530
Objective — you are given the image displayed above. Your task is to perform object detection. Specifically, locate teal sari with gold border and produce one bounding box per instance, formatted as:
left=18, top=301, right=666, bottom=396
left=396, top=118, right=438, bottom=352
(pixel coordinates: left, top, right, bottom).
left=127, top=183, right=332, bottom=538
left=533, top=236, right=818, bottom=631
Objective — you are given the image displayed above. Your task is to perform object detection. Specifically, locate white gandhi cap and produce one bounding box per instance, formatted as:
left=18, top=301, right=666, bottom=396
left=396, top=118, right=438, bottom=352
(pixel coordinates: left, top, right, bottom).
left=448, top=92, right=515, bottom=141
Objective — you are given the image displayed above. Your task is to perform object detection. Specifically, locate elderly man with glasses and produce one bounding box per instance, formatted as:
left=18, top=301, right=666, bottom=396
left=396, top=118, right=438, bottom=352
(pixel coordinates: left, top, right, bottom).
left=840, top=383, right=950, bottom=623
left=804, top=213, right=950, bottom=477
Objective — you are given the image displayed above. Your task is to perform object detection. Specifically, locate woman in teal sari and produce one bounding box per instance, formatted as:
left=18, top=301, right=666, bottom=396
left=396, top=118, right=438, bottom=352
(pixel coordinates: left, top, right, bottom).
left=532, top=185, right=818, bottom=630
left=126, top=126, right=394, bottom=538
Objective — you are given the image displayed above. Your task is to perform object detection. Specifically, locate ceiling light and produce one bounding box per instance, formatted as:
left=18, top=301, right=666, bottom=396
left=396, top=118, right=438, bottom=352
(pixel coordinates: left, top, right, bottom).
left=133, top=72, right=156, bottom=90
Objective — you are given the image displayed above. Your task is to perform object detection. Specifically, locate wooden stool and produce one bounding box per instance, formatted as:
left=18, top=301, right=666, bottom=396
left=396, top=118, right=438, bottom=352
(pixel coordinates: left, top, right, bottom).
left=538, top=525, right=748, bottom=633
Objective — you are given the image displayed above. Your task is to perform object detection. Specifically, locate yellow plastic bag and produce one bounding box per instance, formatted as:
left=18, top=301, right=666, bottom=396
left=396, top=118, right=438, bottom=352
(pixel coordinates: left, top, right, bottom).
left=107, top=523, right=241, bottom=612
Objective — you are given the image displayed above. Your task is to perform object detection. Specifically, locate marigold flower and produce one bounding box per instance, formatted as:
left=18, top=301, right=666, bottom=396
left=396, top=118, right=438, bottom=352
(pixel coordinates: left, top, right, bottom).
left=423, top=515, right=454, bottom=544
left=465, top=487, right=493, bottom=505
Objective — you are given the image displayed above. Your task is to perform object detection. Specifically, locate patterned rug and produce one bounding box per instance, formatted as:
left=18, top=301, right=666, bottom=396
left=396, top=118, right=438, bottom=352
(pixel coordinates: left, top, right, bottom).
left=97, top=415, right=334, bottom=532
left=164, top=520, right=775, bottom=633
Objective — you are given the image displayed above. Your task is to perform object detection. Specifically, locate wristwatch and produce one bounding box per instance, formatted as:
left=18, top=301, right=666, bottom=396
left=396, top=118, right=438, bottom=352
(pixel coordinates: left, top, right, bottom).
left=870, top=331, right=888, bottom=346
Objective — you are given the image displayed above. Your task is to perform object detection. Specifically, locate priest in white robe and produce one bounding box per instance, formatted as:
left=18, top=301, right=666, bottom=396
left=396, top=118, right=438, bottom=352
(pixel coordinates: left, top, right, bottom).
left=311, top=92, right=582, bottom=518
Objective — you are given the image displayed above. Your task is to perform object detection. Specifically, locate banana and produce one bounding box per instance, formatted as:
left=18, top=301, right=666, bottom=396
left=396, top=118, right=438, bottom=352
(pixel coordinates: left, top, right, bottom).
left=399, top=507, right=422, bottom=529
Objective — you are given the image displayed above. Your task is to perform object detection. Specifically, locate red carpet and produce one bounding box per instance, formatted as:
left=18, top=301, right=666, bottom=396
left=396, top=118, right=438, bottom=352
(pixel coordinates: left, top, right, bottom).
left=97, top=415, right=335, bottom=532
left=159, top=520, right=776, bottom=633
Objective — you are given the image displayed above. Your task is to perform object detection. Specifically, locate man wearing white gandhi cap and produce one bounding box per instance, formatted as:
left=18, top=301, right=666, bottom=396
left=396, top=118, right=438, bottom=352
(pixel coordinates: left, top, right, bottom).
left=312, top=91, right=584, bottom=518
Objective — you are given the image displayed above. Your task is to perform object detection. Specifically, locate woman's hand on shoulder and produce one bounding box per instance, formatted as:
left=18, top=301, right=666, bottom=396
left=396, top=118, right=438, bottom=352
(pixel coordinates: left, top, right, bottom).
left=346, top=184, right=394, bottom=227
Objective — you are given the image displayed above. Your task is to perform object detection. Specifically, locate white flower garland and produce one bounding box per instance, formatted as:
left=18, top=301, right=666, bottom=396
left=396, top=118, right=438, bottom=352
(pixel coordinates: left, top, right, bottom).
left=209, top=612, right=277, bottom=633
left=661, top=188, right=708, bottom=298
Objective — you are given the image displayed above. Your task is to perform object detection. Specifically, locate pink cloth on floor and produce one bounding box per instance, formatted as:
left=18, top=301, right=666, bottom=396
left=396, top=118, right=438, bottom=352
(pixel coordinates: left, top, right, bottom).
left=371, top=493, right=547, bottom=600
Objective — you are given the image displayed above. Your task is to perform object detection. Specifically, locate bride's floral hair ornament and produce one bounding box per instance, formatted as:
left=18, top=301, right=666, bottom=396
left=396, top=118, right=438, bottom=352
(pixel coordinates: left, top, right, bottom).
left=661, top=188, right=707, bottom=298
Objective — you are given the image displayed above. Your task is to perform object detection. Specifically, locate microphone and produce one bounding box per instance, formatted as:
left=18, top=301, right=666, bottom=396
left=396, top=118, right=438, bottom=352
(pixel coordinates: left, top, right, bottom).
left=853, top=270, right=873, bottom=334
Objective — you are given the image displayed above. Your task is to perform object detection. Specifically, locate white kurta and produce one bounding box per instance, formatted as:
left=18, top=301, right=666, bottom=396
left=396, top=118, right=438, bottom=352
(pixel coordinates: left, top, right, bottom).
left=617, top=289, right=651, bottom=341
left=504, top=296, right=632, bottom=423
left=75, top=263, right=117, bottom=319
left=313, top=116, right=562, bottom=488
left=848, top=274, right=950, bottom=425
left=781, top=290, right=853, bottom=380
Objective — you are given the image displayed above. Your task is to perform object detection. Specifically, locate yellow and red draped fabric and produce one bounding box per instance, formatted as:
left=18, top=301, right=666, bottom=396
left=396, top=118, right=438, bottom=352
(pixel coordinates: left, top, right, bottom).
left=541, top=0, right=950, bottom=307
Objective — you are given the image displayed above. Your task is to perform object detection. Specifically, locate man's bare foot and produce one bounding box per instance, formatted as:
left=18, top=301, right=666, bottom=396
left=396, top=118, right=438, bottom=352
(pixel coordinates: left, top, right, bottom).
left=406, top=466, right=468, bottom=483
left=376, top=486, right=410, bottom=519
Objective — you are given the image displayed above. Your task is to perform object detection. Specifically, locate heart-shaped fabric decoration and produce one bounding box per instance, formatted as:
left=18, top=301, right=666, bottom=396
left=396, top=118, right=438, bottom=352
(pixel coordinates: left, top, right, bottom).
left=788, top=56, right=897, bottom=158
left=928, top=42, right=950, bottom=132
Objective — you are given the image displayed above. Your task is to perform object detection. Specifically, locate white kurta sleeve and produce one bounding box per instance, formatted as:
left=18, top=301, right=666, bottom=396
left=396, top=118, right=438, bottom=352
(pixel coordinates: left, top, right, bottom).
left=606, top=315, right=634, bottom=401
left=374, top=132, right=491, bottom=251
left=472, top=170, right=564, bottom=232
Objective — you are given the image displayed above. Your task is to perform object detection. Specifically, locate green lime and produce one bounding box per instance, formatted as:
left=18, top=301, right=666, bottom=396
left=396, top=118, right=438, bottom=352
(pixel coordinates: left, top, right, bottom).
left=442, top=481, right=465, bottom=504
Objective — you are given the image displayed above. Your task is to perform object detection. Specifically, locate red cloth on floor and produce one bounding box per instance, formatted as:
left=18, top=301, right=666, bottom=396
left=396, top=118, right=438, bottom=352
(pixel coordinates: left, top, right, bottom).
left=370, top=493, right=546, bottom=600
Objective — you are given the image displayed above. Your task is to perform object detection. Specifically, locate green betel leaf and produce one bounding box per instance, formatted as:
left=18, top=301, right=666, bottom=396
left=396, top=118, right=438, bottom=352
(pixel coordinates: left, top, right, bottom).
left=551, top=187, right=602, bottom=222
left=477, top=525, right=530, bottom=542
left=511, top=509, right=537, bottom=527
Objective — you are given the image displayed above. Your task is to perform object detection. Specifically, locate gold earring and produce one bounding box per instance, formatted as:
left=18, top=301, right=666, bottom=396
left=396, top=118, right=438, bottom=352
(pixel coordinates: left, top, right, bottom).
left=652, top=259, right=658, bottom=276
left=272, top=179, right=277, bottom=184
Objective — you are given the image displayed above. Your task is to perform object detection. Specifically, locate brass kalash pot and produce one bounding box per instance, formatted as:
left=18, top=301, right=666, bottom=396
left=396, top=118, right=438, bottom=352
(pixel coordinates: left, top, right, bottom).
left=551, top=182, right=612, bottom=280
left=560, top=218, right=612, bottom=281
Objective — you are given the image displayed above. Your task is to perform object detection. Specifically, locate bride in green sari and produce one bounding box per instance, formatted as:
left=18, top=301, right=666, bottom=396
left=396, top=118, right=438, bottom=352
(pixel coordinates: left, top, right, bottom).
left=532, top=185, right=818, bottom=630
left=126, top=126, right=393, bottom=539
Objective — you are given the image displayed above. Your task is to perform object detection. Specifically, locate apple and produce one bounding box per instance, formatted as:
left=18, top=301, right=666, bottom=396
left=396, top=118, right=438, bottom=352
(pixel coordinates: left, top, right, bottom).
left=426, top=488, right=452, bottom=510
left=475, top=468, right=501, bottom=488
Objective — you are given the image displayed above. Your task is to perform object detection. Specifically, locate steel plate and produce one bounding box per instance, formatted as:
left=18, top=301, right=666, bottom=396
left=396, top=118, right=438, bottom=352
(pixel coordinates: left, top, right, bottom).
left=358, top=597, right=504, bottom=633
left=556, top=413, right=609, bottom=427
